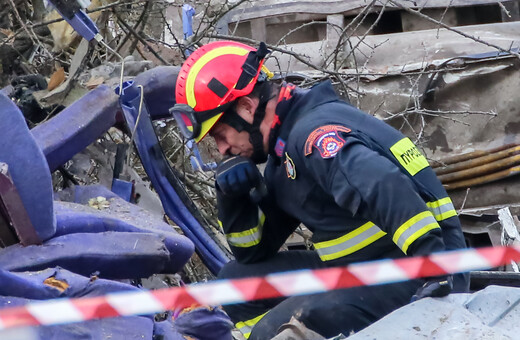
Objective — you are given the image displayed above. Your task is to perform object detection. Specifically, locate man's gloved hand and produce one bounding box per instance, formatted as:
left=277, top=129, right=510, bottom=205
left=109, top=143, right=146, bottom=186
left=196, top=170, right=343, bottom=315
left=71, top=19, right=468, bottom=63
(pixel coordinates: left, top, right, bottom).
left=215, top=156, right=263, bottom=197
left=411, top=275, right=453, bottom=302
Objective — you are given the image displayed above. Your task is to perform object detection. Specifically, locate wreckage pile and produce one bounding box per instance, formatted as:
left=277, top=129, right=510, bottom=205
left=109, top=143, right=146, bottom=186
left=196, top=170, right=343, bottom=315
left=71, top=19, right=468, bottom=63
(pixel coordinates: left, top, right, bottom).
left=4, top=0, right=520, bottom=339
left=0, top=72, right=241, bottom=339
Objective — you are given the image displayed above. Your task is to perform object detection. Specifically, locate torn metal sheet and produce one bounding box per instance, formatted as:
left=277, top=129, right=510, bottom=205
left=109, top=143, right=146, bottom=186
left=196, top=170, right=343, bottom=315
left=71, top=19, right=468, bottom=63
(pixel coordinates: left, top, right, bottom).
left=497, top=207, right=520, bottom=271
left=347, top=285, right=520, bottom=340
left=0, top=163, right=41, bottom=247
left=332, top=25, right=520, bottom=212
left=223, top=0, right=510, bottom=25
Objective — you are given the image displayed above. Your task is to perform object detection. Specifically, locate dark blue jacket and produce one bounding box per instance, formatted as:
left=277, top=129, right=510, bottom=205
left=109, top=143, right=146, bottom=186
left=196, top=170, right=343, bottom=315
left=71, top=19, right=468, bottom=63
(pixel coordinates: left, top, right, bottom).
left=218, top=81, right=468, bottom=291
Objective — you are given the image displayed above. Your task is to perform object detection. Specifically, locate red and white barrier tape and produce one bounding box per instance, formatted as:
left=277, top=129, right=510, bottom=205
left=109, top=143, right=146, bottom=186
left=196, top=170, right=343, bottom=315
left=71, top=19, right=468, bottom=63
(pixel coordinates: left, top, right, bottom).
left=1, top=245, right=519, bottom=330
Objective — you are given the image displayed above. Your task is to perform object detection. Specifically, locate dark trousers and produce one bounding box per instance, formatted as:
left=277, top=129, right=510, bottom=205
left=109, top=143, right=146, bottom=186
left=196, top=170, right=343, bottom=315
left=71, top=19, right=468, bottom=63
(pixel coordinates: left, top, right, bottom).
left=218, top=250, right=422, bottom=339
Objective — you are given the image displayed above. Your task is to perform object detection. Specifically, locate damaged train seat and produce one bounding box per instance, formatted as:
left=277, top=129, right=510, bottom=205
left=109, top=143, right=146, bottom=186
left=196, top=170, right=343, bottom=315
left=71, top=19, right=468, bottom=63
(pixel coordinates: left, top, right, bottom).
left=0, top=93, right=55, bottom=245
left=0, top=91, right=194, bottom=279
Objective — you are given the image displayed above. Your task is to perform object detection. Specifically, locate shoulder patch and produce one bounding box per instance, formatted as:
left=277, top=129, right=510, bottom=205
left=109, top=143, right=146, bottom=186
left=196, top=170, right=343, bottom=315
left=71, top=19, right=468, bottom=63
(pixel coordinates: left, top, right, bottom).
left=284, top=152, right=296, bottom=179
left=274, top=137, right=286, bottom=158
left=304, top=125, right=351, bottom=158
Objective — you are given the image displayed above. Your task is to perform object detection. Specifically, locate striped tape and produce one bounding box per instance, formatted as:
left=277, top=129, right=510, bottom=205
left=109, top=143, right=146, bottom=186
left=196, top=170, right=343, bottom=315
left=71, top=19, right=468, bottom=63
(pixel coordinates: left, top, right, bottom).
left=1, top=245, right=519, bottom=330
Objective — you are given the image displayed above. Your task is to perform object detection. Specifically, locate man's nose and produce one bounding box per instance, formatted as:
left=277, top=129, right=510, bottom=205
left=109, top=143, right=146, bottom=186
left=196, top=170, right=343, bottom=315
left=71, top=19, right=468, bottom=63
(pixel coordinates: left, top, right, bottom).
left=216, top=140, right=230, bottom=155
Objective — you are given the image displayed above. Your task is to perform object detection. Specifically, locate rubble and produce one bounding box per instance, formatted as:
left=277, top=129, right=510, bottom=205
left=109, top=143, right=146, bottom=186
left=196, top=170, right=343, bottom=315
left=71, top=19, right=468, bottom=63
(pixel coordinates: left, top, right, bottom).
left=0, top=66, right=229, bottom=339
left=3, top=1, right=520, bottom=339
left=347, top=285, right=520, bottom=340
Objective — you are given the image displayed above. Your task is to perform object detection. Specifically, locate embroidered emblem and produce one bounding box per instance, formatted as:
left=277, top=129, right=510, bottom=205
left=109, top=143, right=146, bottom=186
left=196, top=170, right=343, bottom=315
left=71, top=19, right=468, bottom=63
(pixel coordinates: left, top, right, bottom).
left=304, top=125, right=351, bottom=157
left=274, top=138, right=286, bottom=158
left=284, top=152, right=296, bottom=179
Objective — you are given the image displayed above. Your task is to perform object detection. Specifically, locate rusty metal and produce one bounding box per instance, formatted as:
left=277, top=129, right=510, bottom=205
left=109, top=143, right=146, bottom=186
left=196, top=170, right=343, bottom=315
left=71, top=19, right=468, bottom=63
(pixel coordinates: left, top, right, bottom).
left=0, top=205, right=18, bottom=248
left=434, top=145, right=520, bottom=175
left=431, top=144, right=518, bottom=169
left=444, top=165, right=520, bottom=190
left=439, top=154, right=520, bottom=183
left=0, top=163, right=42, bottom=247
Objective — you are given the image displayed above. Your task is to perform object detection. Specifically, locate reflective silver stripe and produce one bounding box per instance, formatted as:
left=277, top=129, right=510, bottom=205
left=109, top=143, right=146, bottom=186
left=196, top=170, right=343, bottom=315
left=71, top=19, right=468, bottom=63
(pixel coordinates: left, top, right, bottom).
left=236, top=312, right=268, bottom=339
left=238, top=324, right=253, bottom=339
left=225, top=212, right=265, bottom=248
left=226, top=226, right=262, bottom=247
left=393, top=212, right=439, bottom=254
left=427, top=198, right=457, bottom=221
left=314, top=222, right=386, bottom=261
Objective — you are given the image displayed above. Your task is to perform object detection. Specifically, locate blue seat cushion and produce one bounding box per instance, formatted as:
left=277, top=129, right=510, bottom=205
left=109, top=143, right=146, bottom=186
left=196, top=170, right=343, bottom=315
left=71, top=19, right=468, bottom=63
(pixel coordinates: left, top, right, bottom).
left=0, top=93, right=55, bottom=240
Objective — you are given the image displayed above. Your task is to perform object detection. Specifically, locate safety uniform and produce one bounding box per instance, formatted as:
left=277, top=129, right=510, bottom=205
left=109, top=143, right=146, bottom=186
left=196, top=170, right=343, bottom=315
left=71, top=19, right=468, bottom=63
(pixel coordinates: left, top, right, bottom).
left=172, top=40, right=468, bottom=339
left=217, top=80, right=469, bottom=339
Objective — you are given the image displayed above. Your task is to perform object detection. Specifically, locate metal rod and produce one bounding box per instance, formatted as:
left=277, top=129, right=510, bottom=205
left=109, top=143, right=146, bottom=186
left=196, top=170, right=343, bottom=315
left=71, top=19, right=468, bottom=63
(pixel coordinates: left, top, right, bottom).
left=435, top=145, right=520, bottom=176
left=439, top=154, right=520, bottom=183
left=444, top=166, right=520, bottom=190
left=431, top=144, right=518, bottom=168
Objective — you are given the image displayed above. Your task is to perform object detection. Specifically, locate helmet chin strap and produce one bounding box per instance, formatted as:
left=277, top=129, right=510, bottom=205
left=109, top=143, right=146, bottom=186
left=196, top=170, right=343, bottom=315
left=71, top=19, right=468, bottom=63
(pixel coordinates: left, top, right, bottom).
left=248, top=89, right=269, bottom=164
left=220, top=82, right=271, bottom=163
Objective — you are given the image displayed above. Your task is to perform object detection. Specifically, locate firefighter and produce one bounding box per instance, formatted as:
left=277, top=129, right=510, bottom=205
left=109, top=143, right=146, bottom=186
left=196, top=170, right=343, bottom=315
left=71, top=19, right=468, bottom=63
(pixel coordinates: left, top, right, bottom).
left=171, top=41, right=469, bottom=339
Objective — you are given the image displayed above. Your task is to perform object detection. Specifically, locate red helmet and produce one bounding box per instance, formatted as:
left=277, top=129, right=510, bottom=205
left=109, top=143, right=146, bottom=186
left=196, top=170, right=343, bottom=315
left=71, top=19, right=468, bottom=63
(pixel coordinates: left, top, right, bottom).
left=172, top=41, right=271, bottom=142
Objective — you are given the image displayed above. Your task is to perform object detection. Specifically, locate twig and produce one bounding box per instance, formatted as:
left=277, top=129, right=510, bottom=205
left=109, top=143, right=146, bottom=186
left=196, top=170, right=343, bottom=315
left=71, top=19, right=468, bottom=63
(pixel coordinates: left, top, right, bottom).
left=458, top=188, right=471, bottom=215
left=415, top=109, right=498, bottom=116
left=128, top=1, right=151, bottom=56
left=498, top=1, right=512, bottom=18
left=159, top=10, right=185, bottom=59
left=189, top=0, right=250, bottom=48
left=27, top=0, right=145, bottom=29
left=6, top=0, right=53, bottom=60
left=114, top=2, right=150, bottom=56
left=436, top=0, right=454, bottom=38
left=206, top=33, right=363, bottom=95
left=113, top=11, right=169, bottom=65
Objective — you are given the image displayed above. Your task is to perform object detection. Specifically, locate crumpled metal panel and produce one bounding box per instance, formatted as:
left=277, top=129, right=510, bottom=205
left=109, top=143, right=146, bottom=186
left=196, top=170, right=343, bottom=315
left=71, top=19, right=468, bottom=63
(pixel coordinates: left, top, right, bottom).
left=0, top=163, right=41, bottom=246
left=224, top=0, right=506, bottom=23
left=335, top=23, right=520, bottom=212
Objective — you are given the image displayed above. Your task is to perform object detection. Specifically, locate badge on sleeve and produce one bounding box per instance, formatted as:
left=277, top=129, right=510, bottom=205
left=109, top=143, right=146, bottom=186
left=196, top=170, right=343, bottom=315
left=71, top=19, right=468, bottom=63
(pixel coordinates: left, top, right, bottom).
left=274, top=137, right=286, bottom=158
left=284, top=152, right=296, bottom=179
left=304, top=125, right=351, bottom=158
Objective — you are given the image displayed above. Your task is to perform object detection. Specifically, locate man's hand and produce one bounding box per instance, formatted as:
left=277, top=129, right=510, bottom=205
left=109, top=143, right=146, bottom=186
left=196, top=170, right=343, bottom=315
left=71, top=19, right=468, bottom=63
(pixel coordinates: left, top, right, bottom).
left=215, top=156, right=263, bottom=197
left=411, top=275, right=453, bottom=302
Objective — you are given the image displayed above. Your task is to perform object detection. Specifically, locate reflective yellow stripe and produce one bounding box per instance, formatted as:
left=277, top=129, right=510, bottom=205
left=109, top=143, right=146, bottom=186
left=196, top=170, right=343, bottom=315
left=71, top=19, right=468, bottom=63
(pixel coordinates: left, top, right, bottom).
left=186, top=46, right=249, bottom=107
left=236, top=312, right=268, bottom=339
left=225, top=213, right=266, bottom=248
left=390, top=138, right=429, bottom=176
left=426, top=197, right=457, bottom=221
left=314, top=222, right=387, bottom=261
left=393, top=211, right=440, bottom=254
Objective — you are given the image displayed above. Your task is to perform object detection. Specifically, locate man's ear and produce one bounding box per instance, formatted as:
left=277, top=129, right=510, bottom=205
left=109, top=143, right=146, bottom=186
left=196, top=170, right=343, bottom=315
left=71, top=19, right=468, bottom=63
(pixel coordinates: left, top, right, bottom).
left=235, top=96, right=259, bottom=124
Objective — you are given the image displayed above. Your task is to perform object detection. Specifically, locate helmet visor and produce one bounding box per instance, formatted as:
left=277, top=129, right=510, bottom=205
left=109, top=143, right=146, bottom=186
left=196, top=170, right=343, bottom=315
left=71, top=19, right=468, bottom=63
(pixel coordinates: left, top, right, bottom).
left=170, top=103, right=200, bottom=140
left=170, top=103, right=230, bottom=142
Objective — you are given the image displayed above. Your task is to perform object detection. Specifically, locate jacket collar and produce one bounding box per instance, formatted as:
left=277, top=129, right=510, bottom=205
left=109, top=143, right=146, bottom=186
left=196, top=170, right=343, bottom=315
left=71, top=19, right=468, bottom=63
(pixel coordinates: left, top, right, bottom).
left=268, top=80, right=340, bottom=158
